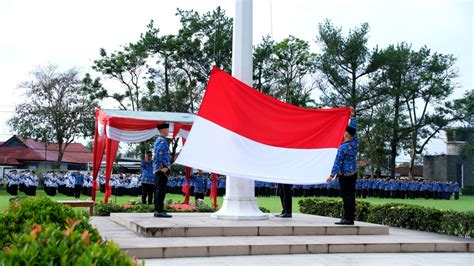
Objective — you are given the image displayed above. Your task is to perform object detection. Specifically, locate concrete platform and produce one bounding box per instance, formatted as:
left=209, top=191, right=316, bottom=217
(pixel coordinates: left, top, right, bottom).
left=109, top=213, right=389, bottom=237
left=91, top=214, right=474, bottom=259
left=145, top=253, right=474, bottom=266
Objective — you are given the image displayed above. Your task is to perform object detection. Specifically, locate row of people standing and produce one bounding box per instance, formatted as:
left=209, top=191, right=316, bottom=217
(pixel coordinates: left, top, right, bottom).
left=354, top=178, right=461, bottom=200
left=3, top=170, right=39, bottom=196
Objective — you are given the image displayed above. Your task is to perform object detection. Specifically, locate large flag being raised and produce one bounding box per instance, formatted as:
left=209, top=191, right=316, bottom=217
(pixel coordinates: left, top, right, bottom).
left=176, top=67, right=351, bottom=184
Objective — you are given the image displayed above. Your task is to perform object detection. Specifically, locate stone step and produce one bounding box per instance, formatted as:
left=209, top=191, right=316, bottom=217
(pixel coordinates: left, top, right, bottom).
left=91, top=216, right=474, bottom=259
left=109, top=213, right=389, bottom=237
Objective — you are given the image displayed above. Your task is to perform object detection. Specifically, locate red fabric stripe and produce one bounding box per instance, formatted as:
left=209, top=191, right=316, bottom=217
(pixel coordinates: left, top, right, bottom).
left=198, top=67, right=351, bottom=149
left=98, top=109, right=167, bottom=131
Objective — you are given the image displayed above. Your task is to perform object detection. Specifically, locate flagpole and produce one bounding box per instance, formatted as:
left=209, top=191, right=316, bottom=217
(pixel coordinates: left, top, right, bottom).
left=211, top=0, right=269, bottom=220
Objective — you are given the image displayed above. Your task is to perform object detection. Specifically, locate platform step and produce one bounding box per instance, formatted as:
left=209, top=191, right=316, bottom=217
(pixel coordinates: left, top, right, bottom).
left=109, top=213, right=389, bottom=237
left=91, top=215, right=474, bottom=259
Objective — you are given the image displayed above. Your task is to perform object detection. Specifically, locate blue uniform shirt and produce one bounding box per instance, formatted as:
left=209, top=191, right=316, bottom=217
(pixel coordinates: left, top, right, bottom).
left=141, top=160, right=155, bottom=184
left=192, top=174, right=207, bottom=193
left=153, top=135, right=171, bottom=172
left=330, top=118, right=358, bottom=177
left=73, top=172, right=84, bottom=185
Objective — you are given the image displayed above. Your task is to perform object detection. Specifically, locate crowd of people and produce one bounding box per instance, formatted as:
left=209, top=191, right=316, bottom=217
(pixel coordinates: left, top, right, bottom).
left=294, top=178, right=461, bottom=200
left=1, top=170, right=462, bottom=201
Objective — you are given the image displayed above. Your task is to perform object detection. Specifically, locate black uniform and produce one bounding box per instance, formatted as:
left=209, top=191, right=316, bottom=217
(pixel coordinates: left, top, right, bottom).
left=277, top=183, right=293, bottom=217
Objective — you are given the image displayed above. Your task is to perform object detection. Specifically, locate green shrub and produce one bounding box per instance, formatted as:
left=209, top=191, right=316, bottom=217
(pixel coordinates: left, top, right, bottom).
left=299, top=198, right=370, bottom=221
left=298, top=198, right=474, bottom=238
left=0, top=196, right=100, bottom=247
left=259, top=207, right=271, bottom=213
left=0, top=223, right=138, bottom=266
left=94, top=201, right=127, bottom=216
left=195, top=200, right=215, bottom=212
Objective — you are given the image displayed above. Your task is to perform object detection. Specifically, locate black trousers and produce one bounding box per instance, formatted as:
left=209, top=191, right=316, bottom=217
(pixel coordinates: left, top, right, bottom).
left=154, top=171, right=168, bottom=213
left=142, top=183, right=155, bottom=204
left=339, top=174, right=357, bottom=221
left=278, top=183, right=293, bottom=215
left=74, top=184, right=82, bottom=199
left=195, top=192, right=205, bottom=201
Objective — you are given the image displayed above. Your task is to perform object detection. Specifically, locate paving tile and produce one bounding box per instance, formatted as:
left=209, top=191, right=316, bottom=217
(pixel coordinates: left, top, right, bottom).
left=125, top=247, right=163, bottom=259
left=250, top=245, right=290, bottom=255
left=326, top=226, right=358, bottom=235
left=258, top=226, right=293, bottom=236
left=365, top=243, right=400, bottom=252
left=400, top=243, right=435, bottom=252
left=329, top=244, right=365, bottom=253
left=308, top=244, right=329, bottom=253
left=435, top=243, right=469, bottom=252
left=208, top=245, right=250, bottom=256
left=163, top=247, right=208, bottom=258
left=185, top=227, right=223, bottom=237
left=293, top=226, right=326, bottom=235
left=222, top=226, right=258, bottom=236
left=289, top=244, right=308, bottom=254
left=358, top=226, right=389, bottom=235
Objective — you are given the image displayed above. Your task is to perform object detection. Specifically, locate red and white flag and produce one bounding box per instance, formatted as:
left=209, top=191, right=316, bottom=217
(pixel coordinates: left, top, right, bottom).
left=176, top=67, right=351, bottom=184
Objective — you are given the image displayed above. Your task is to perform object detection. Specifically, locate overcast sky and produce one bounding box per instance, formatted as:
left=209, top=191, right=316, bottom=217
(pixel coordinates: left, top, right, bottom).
left=0, top=0, right=472, bottom=161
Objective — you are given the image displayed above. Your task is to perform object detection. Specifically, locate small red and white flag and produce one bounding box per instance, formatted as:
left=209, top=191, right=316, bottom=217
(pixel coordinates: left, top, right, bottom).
left=176, top=67, right=351, bottom=184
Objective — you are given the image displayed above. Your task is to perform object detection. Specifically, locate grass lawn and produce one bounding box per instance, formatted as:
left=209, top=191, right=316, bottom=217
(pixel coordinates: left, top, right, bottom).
left=0, top=189, right=473, bottom=213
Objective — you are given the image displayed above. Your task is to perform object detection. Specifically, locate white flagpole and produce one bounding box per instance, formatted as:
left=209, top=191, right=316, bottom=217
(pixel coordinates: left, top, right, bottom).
left=211, top=0, right=269, bottom=220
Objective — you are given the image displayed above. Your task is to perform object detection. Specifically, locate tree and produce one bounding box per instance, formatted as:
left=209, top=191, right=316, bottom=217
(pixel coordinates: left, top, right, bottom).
left=9, top=65, right=98, bottom=168
left=316, top=20, right=385, bottom=112
left=253, top=35, right=275, bottom=94
left=316, top=20, right=386, bottom=172
left=446, top=90, right=474, bottom=158
left=85, top=38, right=149, bottom=111
left=401, top=47, right=458, bottom=177
left=372, top=43, right=414, bottom=178
left=271, top=36, right=317, bottom=107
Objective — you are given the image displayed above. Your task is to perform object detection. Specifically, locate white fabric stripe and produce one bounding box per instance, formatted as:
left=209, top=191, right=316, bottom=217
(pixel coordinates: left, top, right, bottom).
left=178, top=128, right=190, bottom=139
left=176, top=116, right=338, bottom=184
left=106, top=126, right=159, bottom=143
left=105, top=125, right=177, bottom=143
left=98, top=121, right=105, bottom=136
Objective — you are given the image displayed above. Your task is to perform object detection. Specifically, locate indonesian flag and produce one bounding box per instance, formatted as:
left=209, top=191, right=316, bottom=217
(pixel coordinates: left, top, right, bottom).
left=176, top=67, right=351, bottom=184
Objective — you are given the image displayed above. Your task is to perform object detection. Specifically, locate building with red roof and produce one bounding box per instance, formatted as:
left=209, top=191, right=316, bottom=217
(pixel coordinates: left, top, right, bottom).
left=0, top=135, right=93, bottom=171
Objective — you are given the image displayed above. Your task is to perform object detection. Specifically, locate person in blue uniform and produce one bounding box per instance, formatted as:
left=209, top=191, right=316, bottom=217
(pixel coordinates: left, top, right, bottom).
left=6, top=170, right=19, bottom=195
left=327, top=107, right=357, bottom=225
left=141, top=151, right=155, bottom=204
left=452, top=182, right=460, bottom=200
left=153, top=123, right=172, bottom=218
left=191, top=170, right=207, bottom=201
left=217, top=176, right=226, bottom=196
left=73, top=170, right=83, bottom=199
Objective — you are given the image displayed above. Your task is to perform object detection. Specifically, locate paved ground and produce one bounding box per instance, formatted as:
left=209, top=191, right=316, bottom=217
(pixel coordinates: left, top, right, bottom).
left=144, top=253, right=474, bottom=265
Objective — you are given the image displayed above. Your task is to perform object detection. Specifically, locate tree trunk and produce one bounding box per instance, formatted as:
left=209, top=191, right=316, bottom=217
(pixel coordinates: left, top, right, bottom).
left=164, top=55, right=171, bottom=111
left=409, top=129, right=418, bottom=178
left=389, top=96, right=400, bottom=178
left=56, top=142, right=64, bottom=169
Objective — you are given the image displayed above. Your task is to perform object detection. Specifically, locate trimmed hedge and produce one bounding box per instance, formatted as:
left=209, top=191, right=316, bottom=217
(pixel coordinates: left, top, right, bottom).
left=299, top=198, right=474, bottom=238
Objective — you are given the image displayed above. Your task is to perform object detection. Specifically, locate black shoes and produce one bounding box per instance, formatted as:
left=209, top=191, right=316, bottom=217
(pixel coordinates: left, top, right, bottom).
left=335, top=219, right=354, bottom=225
left=154, top=212, right=172, bottom=218
left=275, top=213, right=292, bottom=218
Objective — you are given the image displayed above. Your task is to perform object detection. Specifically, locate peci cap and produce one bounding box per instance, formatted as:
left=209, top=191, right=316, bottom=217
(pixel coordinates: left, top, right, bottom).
left=157, top=123, right=170, bottom=130
left=346, top=126, right=356, bottom=136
